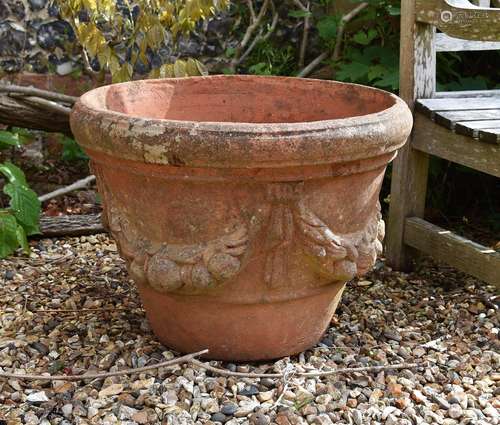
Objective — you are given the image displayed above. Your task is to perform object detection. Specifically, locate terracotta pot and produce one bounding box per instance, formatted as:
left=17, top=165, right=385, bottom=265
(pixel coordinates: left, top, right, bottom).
left=70, top=75, right=412, bottom=361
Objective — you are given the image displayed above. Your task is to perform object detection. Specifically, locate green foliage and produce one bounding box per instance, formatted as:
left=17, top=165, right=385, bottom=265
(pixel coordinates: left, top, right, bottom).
left=59, top=135, right=89, bottom=162
left=336, top=45, right=399, bottom=90
left=317, top=15, right=338, bottom=43
left=246, top=42, right=295, bottom=76
left=55, top=0, right=229, bottom=82
left=0, top=128, right=34, bottom=149
left=0, top=162, right=41, bottom=258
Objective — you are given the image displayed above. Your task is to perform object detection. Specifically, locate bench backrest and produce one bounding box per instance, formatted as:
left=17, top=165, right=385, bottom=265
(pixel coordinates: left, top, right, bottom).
left=401, top=0, right=500, bottom=104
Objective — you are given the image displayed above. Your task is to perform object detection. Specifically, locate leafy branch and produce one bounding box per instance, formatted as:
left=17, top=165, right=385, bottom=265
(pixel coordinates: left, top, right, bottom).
left=0, top=162, right=41, bottom=258
left=55, top=0, right=230, bottom=82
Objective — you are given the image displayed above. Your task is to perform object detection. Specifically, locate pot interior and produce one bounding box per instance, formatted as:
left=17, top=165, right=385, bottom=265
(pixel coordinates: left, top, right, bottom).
left=98, top=76, right=395, bottom=124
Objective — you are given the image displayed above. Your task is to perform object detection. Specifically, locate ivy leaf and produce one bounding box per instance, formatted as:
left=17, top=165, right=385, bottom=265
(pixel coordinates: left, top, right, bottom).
left=317, top=16, right=337, bottom=41
left=0, top=131, right=21, bottom=148
left=0, top=212, right=19, bottom=258
left=0, top=162, right=28, bottom=186
left=3, top=182, right=41, bottom=236
left=288, top=10, right=312, bottom=18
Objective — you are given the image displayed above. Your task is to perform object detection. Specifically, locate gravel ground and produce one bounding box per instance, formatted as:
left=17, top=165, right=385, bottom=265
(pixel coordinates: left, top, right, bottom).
left=0, top=234, right=498, bottom=425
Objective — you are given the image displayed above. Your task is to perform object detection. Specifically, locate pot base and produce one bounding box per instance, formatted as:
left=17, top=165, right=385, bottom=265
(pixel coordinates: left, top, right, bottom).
left=137, top=282, right=346, bottom=361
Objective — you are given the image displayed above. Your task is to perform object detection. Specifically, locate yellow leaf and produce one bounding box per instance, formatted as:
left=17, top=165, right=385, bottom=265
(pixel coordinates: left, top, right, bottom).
left=173, top=60, right=187, bottom=77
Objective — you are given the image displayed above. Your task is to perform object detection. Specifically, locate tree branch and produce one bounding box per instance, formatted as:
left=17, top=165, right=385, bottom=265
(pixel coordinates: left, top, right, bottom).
left=0, top=84, right=78, bottom=104
left=235, top=1, right=278, bottom=67
left=332, top=2, right=369, bottom=62
left=297, top=2, right=369, bottom=78
left=13, top=96, right=72, bottom=116
left=297, top=52, right=328, bottom=78
left=38, top=175, right=96, bottom=203
left=298, top=2, right=311, bottom=69
left=230, top=0, right=271, bottom=71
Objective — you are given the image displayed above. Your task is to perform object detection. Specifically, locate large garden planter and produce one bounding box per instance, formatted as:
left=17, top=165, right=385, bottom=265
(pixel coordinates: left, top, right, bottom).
left=70, top=75, right=412, bottom=361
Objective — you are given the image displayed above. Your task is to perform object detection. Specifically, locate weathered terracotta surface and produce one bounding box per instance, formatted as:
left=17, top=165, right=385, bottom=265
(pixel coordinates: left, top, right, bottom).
left=70, top=75, right=412, bottom=361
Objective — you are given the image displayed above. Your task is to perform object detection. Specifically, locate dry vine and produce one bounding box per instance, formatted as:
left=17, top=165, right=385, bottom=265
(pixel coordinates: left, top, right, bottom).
left=0, top=348, right=421, bottom=382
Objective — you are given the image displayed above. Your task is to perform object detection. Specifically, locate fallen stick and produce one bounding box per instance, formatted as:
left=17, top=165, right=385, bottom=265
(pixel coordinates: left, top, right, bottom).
left=0, top=350, right=208, bottom=382
left=39, top=213, right=105, bottom=237
left=0, top=350, right=421, bottom=382
left=0, top=83, right=78, bottom=104
left=38, top=175, right=96, bottom=203
left=190, top=359, right=421, bottom=378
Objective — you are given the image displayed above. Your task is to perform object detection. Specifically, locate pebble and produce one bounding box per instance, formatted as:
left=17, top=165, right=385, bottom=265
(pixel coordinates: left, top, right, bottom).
left=98, top=383, right=124, bottom=398
left=249, top=412, right=270, bottom=425
left=26, top=391, right=49, bottom=403
left=220, top=402, right=238, bottom=416
left=313, top=414, right=334, bottom=425
left=30, top=342, right=49, bottom=355
left=234, top=400, right=259, bottom=417
left=448, top=404, right=463, bottom=419
left=1, top=238, right=497, bottom=424
left=61, top=403, right=73, bottom=418
left=239, top=384, right=259, bottom=396
left=211, top=412, right=228, bottom=423
left=352, top=409, right=363, bottom=425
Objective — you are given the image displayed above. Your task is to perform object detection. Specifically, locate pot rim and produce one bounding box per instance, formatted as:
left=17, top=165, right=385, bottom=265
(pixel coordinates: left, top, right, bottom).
left=71, top=75, right=413, bottom=168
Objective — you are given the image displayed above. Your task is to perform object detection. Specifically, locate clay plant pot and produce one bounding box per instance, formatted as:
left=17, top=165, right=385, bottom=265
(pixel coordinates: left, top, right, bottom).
left=70, top=75, right=412, bottom=361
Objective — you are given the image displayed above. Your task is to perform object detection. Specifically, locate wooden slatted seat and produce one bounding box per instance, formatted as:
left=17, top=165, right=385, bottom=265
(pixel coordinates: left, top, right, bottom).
left=416, top=95, right=500, bottom=143
left=386, top=0, right=500, bottom=286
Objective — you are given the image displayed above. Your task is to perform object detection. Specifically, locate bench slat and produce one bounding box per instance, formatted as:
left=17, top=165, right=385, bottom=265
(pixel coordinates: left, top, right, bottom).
left=417, top=97, right=500, bottom=114
left=404, top=217, right=500, bottom=286
left=455, top=120, right=500, bottom=141
left=435, top=33, right=500, bottom=51
left=413, top=114, right=500, bottom=176
left=479, top=128, right=500, bottom=143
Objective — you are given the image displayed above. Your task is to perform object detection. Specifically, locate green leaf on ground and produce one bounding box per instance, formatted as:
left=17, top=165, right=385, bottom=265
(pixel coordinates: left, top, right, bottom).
left=16, top=224, right=29, bottom=254
left=0, top=131, right=21, bottom=148
left=0, top=162, right=28, bottom=186
left=3, top=182, right=41, bottom=235
left=0, top=212, right=19, bottom=258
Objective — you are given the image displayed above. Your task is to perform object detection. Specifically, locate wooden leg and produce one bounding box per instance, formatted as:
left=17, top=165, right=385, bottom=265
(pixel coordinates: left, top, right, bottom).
left=386, top=138, right=430, bottom=270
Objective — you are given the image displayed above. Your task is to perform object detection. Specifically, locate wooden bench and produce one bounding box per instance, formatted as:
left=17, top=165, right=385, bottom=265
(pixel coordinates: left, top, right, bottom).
left=386, top=0, right=500, bottom=286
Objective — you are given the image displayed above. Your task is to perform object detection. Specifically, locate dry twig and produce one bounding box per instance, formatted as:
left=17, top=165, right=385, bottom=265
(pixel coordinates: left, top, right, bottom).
left=230, top=0, right=278, bottom=70
left=332, top=2, right=369, bottom=61
left=38, top=175, right=96, bottom=203
left=298, top=1, right=369, bottom=78
left=13, top=96, right=72, bottom=116
left=190, top=359, right=420, bottom=378
left=0, top=84, right=78, bottom=104
left=0, top=350, right=208, bottom=382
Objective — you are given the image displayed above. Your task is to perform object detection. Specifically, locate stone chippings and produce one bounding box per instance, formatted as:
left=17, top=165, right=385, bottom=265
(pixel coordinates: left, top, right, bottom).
left=0, top=234, right=498, bottom=425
